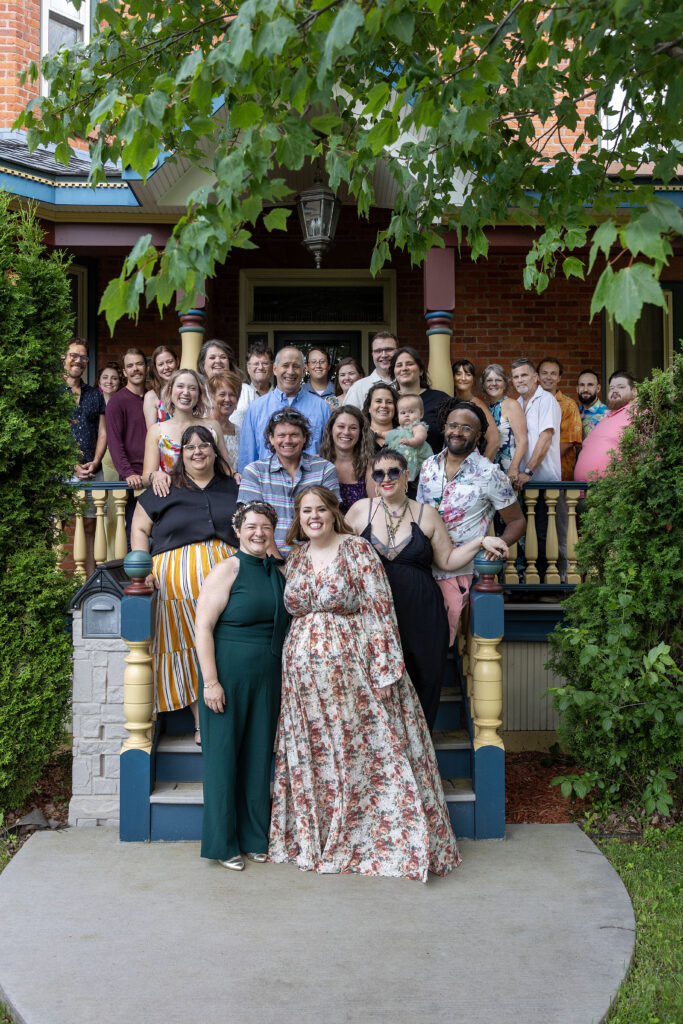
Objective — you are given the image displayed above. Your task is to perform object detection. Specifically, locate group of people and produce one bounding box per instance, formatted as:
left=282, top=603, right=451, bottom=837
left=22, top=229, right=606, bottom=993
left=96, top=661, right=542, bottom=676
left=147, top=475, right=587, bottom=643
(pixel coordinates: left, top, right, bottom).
left=64, top=329, right=637, bottom=881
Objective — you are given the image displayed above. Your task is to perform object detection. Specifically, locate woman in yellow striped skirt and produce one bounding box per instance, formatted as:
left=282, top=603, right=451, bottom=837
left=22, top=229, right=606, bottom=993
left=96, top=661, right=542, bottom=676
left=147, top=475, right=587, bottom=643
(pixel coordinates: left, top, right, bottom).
left=131, top=424, right=238, bottom=743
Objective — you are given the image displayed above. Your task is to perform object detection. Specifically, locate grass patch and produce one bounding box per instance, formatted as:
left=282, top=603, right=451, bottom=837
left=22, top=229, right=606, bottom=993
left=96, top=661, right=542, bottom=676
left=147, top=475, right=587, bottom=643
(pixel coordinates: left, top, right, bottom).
left=599, top=825, right=683, bottom=1023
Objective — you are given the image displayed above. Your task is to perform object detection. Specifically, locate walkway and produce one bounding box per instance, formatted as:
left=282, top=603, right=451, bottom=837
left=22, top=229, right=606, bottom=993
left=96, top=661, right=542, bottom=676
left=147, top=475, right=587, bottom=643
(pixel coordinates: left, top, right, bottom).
left=0, top=824, right=634, bottom=1024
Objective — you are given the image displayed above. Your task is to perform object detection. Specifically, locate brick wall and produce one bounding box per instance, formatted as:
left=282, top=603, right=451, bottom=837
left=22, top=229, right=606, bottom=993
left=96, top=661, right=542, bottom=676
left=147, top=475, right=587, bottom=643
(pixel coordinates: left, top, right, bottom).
left=0, top=0, right=41, bottom=127
left=88, top=236, right=601, bottom=389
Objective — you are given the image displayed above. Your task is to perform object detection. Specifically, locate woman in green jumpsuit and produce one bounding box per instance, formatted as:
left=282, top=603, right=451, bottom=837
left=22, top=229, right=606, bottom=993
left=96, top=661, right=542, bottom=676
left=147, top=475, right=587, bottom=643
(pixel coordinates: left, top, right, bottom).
left=195, top=501, right=288, bottom=870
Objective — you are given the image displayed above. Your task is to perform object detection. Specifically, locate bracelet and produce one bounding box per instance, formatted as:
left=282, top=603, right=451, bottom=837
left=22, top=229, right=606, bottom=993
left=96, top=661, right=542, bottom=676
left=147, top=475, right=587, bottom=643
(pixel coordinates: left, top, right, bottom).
left=148, top=471, right=155, bottom=485
left=203, top=680, right=221, bottom=688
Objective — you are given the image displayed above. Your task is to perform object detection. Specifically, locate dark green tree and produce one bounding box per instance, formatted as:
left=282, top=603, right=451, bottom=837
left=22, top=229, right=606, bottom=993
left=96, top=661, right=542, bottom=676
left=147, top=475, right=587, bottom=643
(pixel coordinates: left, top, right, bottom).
left=0, top=194, right=79, bottom=812
left=548, top=354, right=683, bottom=817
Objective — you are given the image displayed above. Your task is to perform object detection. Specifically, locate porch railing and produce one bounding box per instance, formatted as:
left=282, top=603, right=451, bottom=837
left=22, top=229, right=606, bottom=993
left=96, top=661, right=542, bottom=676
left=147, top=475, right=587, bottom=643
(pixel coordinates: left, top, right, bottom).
left=493, top=481, right=589, bottom=590
left=59, top=481, right=135, bottom=576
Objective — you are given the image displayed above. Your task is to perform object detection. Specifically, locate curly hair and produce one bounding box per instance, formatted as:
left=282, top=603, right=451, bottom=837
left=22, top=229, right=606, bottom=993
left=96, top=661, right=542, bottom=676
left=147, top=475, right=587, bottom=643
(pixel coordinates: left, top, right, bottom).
left=319, top=405, right=375, bottom=480
left=285, top=486, right=355, bottom=547
left=233, top=500, right=278, bottom=532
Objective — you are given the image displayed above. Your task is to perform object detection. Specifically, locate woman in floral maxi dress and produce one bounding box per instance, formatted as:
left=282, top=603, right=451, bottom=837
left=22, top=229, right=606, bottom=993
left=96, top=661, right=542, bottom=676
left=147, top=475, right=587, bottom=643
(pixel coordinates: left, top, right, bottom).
left=268, top=486, right=460, bottom=882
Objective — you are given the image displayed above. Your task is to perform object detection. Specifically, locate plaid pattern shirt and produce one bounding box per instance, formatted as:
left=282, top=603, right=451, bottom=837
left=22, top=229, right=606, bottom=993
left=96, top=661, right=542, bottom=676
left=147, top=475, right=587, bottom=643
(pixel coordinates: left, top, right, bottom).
left=237, top=453, right=340, bottom=555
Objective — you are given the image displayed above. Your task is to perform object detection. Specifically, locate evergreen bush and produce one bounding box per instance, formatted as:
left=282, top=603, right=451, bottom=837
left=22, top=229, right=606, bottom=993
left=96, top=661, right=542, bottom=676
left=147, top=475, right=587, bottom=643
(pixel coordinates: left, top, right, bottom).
left=0, top=196, right=79, bottom=812
left=548, top=354, right=683, bottom=816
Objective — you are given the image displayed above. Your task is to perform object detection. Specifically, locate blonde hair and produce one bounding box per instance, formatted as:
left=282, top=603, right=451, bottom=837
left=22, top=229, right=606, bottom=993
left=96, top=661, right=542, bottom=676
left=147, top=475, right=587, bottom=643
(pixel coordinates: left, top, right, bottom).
left=207, top=370, right=243, bottom=399
left=397, top=393, right=424, bottom=416
left=161, top=368, right=209, bottom=417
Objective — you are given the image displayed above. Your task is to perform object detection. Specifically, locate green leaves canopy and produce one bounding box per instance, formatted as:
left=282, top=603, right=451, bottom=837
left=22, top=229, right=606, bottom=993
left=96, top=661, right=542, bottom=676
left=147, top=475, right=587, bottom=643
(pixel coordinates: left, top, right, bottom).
left=16, top=0, right=683, bottom=334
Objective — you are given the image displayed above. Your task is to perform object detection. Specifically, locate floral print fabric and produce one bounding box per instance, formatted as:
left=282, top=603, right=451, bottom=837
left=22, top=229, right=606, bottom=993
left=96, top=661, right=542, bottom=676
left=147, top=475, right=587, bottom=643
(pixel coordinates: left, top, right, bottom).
left=268, top=535, right=460, bottom=882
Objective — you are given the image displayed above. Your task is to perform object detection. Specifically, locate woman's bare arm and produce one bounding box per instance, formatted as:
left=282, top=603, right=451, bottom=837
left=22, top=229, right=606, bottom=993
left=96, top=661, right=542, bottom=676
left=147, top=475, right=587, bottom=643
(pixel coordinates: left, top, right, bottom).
left=195, top=558, right=239, bottom=713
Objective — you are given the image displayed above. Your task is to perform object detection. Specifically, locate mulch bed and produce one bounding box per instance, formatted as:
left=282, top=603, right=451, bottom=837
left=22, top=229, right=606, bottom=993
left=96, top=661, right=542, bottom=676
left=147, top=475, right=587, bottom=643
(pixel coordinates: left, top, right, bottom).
left=505, top=750, right=584, bottom=824
left=1, top=746, right=72, bottom=859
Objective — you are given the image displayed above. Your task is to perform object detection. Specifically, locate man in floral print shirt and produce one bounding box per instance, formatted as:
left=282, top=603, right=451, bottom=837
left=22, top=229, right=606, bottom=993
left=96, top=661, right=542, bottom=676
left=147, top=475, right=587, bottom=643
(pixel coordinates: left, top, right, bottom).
left=417, top=400, right=525, bottom=644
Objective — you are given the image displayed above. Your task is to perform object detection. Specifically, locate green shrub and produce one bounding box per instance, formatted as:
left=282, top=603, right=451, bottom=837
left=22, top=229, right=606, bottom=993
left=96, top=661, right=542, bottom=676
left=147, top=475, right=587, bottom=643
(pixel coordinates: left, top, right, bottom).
left=0, top=196, right=79, bottom=813
left=548, top=354, right=683, bottom=817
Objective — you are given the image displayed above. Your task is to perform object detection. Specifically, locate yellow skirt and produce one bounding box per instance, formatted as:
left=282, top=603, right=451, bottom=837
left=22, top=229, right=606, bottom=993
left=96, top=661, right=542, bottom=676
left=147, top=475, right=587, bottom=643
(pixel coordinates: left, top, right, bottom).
left=152, top=539, right=236, bottom=713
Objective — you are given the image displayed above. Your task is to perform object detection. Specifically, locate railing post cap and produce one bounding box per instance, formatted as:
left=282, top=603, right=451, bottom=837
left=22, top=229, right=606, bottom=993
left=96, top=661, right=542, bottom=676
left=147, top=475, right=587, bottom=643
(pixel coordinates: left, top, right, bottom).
left=123, top=550, right=154, bottom=595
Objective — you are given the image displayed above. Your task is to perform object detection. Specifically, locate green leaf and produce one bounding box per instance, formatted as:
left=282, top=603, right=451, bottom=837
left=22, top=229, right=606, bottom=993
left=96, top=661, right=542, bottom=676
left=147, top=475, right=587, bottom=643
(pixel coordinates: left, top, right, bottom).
left=321, top=2, right=364, bottom=72
left=176, top=49, right=204, bottom=83
left=608, top=263, right=668, bottom=340
left=363, top=83, right=391, bottom=118
left=142, top=91, right=168, bottom=129
left=621, top=213, right=672, bottom=263
left=385, top=10, right=415, bottom=46
left=562, top=256, right=584, bottom=280
left=466, top=107, right=491, bottom=134
left=263, top=207, right=290, bottom=231
left=230, top=102, right=264, bottom=130
left=588, top=220, right=618, bottom=275
left=365, top=117, right=399, bottom=155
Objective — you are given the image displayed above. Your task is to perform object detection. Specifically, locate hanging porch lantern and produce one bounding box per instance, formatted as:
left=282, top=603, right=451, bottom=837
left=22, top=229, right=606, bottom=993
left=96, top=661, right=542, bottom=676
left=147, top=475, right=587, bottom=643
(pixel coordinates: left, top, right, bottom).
left=295, top=169, right=341, bottom=270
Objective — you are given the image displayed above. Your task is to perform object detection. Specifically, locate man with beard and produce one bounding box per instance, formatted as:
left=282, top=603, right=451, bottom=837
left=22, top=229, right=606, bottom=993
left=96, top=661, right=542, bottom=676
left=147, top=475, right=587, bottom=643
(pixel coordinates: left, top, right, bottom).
left=574, top=370, right=637, bottom=481
left=64, top=337, right=107, bottom=577
left=576, top=369, right=609, bottom=439
left=105, top=347, right=148, bottom=543
left=417, top=400, right=525, bottom=643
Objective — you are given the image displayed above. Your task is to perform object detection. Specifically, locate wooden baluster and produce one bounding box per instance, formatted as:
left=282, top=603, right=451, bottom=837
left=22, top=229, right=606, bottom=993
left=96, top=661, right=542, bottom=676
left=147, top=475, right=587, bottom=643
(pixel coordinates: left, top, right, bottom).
left=504, top=540, right=518, bottom=584
left=523, top=488, right=540, bottom=585
left=471, top=633, right=504, bottom=750
left=121, top=639, right=155, bottom=753
left=93, top=489, right=108, bottom=566
left=52, top=518, right=66, bottom=571
left=113, top=490, right=128, bottom=560
left=544, top=488, right=561, bottom=584
left=565, top=487, right=581, bottom=584
left=73, top=491, right=87, bottom=578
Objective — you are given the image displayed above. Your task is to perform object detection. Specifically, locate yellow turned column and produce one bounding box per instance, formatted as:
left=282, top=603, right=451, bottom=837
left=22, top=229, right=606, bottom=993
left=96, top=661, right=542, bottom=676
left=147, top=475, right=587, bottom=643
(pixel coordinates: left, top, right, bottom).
left=523, top=488, right=540, bottom=585
left=92, top=489, right=108, bottom=566
left=121, top=639, right=154, bottom=753
left=565, top=487, right=581, bottom=584
left=504, top=540, right=518, bottom=584
left=112, top=489, right=128, bottom=560
left=544, top=488, right=561, bottom=584
left=471, top=633, right=504, bottom=750
left=73, top=492, right=87, bottom=578
left=425, top=313, right=454, bottom=396
left=178, top=307, right=206, bottom=370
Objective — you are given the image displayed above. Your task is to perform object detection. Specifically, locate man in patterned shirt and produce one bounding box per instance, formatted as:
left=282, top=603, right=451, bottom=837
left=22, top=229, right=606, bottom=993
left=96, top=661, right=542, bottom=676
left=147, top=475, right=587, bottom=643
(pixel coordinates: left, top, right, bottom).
left=576, top=369, right=609, bottom=439
left=417, top=400, right=525, bottom=643
left=237, top=409, right=340, bottom=556
left=63, top=337, right=107, bottom=577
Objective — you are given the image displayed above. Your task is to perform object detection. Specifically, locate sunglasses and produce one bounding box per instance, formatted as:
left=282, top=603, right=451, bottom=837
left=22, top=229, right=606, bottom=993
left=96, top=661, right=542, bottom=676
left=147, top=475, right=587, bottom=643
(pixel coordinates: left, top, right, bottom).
left=371, top=467, right=403, bottom=483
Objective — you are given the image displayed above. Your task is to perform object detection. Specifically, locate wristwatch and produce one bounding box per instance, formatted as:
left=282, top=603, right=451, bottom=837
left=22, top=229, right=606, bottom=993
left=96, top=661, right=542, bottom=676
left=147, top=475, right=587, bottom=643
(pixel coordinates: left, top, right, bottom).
left=524, top=467, right=534, bottom=477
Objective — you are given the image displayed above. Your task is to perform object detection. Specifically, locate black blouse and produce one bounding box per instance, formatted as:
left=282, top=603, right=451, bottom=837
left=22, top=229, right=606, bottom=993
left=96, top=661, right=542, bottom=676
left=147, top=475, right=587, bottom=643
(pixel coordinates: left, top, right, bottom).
left=137, top=475, right=239, bottom=555
left=420, top=388, right=451, bottom=453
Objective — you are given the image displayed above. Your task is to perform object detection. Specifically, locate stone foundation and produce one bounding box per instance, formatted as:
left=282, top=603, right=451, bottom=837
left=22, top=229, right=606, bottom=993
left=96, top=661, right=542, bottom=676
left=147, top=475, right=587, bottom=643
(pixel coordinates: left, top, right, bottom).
left=68, top=609, right=127, bottom=827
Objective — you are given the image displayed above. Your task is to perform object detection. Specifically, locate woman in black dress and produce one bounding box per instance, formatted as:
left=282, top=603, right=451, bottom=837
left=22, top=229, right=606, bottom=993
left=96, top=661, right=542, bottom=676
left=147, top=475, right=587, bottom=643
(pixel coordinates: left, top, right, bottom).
left=345, top=448, right=507, bottom=730
left=389, top=347, right=450, bottom=454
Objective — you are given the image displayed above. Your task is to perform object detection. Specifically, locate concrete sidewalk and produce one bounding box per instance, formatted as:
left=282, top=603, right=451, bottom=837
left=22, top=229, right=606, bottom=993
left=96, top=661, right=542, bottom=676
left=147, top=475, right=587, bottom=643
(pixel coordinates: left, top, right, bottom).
left=0, top=824, right=634, bottom=1024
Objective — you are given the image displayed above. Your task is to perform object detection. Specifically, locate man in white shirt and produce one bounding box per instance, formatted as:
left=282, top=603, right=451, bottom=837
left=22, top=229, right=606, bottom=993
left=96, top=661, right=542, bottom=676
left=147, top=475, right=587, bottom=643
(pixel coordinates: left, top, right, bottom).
left=343, top=331, right=398, bottom=409
left=231, top=341, right=274, bottom=430
left=510, top=357, right=561, bottom=582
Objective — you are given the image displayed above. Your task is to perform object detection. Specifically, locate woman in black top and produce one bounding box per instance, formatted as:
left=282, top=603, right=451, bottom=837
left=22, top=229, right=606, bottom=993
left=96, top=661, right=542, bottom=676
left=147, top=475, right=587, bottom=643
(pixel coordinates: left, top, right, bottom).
left=131, top=425, right=238, bottom=744
left=389, top=346, right=450, bottom=454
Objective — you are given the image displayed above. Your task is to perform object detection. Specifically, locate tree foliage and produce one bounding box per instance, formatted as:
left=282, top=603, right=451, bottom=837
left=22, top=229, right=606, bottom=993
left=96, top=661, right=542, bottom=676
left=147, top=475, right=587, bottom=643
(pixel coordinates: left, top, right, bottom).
left=0, top=194, right=78, bottom=812
left=548, top=355, right=683, bottom=818
left=16, top=0, right=683, bottom=333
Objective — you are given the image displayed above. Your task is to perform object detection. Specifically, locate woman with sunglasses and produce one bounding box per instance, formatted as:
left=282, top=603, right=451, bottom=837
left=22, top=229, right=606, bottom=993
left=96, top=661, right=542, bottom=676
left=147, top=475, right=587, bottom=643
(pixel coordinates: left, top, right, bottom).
left=269, top=485, right=460, bottom=882
left=346, top=448, right=508, bottom=730
left=131, top=425, right=238, bottom=745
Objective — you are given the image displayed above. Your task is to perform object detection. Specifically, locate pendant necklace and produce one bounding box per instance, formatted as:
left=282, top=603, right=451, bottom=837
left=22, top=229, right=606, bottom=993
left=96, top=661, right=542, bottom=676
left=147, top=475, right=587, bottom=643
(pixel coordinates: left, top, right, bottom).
left=381, top=498, right=410, bottom=548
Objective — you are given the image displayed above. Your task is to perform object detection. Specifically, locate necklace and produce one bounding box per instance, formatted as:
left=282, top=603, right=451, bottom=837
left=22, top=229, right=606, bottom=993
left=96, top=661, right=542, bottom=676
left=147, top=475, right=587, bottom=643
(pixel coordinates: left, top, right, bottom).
left=381, top=498, right=410, bottom=548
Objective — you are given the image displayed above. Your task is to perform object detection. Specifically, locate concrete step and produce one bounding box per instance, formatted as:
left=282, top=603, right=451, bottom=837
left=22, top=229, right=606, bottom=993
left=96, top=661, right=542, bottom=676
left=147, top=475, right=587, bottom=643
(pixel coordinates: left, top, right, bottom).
left=433, top=729, right=472, bottom=779
left=155, top=734, right=203, bottom=782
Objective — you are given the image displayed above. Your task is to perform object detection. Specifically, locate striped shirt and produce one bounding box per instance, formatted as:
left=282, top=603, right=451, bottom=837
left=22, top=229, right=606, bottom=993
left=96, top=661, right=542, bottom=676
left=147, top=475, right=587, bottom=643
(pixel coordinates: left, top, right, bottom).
left=237, top=453, right=340, bottom=555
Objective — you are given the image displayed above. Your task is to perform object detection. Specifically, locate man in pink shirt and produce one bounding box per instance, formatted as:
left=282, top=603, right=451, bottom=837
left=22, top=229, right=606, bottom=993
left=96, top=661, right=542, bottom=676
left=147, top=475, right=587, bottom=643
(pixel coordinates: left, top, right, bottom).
left=574, top=370, right=637, bottom=481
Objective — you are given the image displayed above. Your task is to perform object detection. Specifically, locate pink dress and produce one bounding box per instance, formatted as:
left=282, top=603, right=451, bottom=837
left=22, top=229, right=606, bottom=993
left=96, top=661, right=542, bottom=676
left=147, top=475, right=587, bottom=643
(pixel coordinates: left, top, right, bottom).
left=268, top=535, right=460, bottom=882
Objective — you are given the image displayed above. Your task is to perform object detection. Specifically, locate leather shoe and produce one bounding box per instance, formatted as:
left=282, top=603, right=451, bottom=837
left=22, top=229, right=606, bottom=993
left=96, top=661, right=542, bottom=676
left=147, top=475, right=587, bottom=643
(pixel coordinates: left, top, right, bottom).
left=245, top=852, right=267, bottom=863
left=218, top=855, right=245, bottom=871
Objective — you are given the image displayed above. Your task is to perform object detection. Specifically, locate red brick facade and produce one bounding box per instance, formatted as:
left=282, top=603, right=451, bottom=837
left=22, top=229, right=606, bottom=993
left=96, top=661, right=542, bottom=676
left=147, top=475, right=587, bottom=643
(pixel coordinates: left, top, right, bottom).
left=0, top=0, right=40, bottom=125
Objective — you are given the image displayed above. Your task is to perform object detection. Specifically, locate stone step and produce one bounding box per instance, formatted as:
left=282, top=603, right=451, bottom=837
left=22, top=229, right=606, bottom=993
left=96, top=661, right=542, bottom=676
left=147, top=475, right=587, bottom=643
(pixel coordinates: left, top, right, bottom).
left=442, top=777, right=475, bottom=802
left=432, top=729, right=471, bottom=750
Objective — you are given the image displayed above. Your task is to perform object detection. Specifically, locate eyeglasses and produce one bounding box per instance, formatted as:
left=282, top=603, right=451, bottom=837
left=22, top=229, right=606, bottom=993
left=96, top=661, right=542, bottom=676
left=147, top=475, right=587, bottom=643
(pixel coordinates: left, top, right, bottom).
left=183, top=442, right=212, bottom=454
left=307, top=359, right=328, bottom=367
left=446, top=423, right=476, bottom=434
left=69, top=354, right=89, bottom=363
left=371, top=467, right=403, bottom=483
left=373, top=347, right=396, bottom=356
